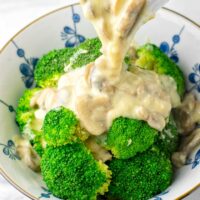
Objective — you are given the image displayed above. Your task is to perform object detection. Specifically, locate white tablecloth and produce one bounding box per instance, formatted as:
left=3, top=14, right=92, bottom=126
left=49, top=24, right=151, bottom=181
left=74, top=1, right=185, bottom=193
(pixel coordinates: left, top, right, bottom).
left=0, top=0, right=200, bottom=199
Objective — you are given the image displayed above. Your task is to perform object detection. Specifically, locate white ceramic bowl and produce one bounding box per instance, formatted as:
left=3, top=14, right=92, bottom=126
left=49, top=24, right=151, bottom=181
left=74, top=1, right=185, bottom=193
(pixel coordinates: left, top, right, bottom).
left=0, top=1, right=200, bottom=200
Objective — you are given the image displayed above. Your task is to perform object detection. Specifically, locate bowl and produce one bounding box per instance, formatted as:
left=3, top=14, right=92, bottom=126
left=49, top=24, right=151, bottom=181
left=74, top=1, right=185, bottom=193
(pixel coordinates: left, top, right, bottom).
left=1, top=1, right=200, bottom=199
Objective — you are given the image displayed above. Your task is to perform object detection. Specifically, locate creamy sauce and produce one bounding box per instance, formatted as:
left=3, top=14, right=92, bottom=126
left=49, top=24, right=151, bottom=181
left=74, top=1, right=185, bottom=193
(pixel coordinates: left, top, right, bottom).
left=30, top=0, right=180, bottom=135
left=32, top=66, right=179, bottom=135
left=80, top=0, right=146, bottom=83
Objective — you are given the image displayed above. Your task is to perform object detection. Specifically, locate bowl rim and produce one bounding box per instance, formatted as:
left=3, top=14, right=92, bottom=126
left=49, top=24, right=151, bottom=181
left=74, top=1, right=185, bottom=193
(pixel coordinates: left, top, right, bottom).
left=0, top=3, right=200, bottom=200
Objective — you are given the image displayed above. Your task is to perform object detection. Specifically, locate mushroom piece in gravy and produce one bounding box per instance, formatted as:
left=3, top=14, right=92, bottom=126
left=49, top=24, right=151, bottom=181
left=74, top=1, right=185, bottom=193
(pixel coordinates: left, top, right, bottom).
left=172, top=128, right=200, bottom=168
left=174, top=93, right=200, bottom=134
left=14, top=136, right=41, bottom=172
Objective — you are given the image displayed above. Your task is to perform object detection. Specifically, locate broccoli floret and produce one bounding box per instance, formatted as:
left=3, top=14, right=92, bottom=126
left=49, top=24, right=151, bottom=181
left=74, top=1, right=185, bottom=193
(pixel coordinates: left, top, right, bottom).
left=16, top=88, right=40, bottom=133
left=43, top=106, right=88, bottom=147
left=136, top=43, right=185, bottom=97
left=41, top=142, right=111, bottom=200
left=107, top=148, right=173, bottom=200
left=105, top=117, right=158, bottom=159
left=34, top=47, right=75, bottom=88
left=31, top=131, right=46, bottom=157
left=34, top=38, right=101, bottom=88
left=70, top=38, right=102, bottom=69
left=155, top=114, right=180, bottom=157
left=16, top=88, right=46, bottom=156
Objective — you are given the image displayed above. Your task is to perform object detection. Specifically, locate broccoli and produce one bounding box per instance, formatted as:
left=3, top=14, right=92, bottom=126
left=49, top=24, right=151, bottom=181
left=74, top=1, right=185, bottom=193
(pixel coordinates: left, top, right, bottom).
left=70, top=38, right=102, bottom=69
left=31, top=131, right=46, bottom=157
left=43, top=106, right=89, bottom=147
left=41, top=142, right=111, bottom=200
left=105, top=117, right=158, bottom=159
left=16, top=88, right=40, bottom=133
left=107, top=148, right=173, bottom=200
left=135, top=43, right=185, bottom=97
left=34, top=47, right=75, bottom=88
left=34, top=38, right=101, bottom=88
left=16, top=88, right=46, bottom=156
left=155, top=114, right=180, bottom=157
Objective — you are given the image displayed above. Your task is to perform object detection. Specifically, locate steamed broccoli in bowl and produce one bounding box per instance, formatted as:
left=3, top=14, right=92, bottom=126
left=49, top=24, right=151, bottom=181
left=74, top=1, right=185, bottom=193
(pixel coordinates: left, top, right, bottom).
left=16, top=88, right=40, bottom=133
left=107, top=148, right=173, bottom=200
left=34, top=47, right=75, bottom=88
left=43, top=106, right=89, bottom=147
left=16, top=88, right=46, bottom=156
left=155, top=114, right=180, bottom=157
left=15, top=38, right=186, bottom=200
left=105, top=117, right=158, bottom=159
left=41, top=142, right=111, bottom=200
left=34, top=38, right=102, bottom=88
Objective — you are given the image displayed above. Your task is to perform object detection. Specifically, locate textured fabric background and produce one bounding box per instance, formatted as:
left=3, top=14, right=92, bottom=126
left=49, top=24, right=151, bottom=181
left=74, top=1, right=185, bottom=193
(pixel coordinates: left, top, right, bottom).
left=0, top=0, right=200, bottom=199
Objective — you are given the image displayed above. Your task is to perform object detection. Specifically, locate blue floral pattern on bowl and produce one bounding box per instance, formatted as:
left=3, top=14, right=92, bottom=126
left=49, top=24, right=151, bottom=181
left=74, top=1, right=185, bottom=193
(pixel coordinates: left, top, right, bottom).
left=0, top=140, right=20, bottom=160
left=153, top=190, right=169, bottom=200
left=188, top=63, right=200, bottom=92
left=160, top=26, right=184, bottom=63
left=39, top=187, right=52, bottom=199
left=186, top=148, right=200, bottom=169
left=12, top=40, right=39, bottom=88
left=0, top=99, right=15, bottom=113
left=61, top=5, right=85, bottom=47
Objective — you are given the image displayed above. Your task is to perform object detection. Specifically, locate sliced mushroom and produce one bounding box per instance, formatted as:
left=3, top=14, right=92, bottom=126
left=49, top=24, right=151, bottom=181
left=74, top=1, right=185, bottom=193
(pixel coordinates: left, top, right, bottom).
left=14, top=136, right=41, bottom=172
left=172, top=128, right=200, bottom=168
left=174, top=93, right=200, bottom=134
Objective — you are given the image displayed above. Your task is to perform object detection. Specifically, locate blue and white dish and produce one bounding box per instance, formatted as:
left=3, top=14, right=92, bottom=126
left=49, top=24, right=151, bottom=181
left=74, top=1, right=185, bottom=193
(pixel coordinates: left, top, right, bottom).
left=0, top=1, right=200, bottom=199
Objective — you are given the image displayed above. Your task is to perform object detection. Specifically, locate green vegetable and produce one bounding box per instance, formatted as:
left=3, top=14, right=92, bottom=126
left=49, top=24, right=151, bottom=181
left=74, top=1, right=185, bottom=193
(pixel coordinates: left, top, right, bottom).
left=41, top=142, right=111, bottom=200
left=34, top=38, right=101, bottom=88
left=155, top=114, right=180, bottom=157
left=136, top=43, right=185, bottom=97
left=16, top=88, right=46, bottom=156
left=106, top=117, right=158, bottom=159
left=43, top=106, right=88, bottom=147
left=32, top=131, right=46, bottom=157
left=34, top=47, right=75, bottom=88
left=107, top=148, right=173, bottom=200
left=70, top=38, right=102, bottom=69
left=16, top=88, right=40, bottom=133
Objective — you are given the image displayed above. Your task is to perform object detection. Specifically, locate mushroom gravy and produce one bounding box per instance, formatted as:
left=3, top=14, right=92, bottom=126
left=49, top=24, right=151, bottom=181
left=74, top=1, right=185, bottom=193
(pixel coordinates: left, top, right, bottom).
left=30, top=0, right=180, bottom=135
